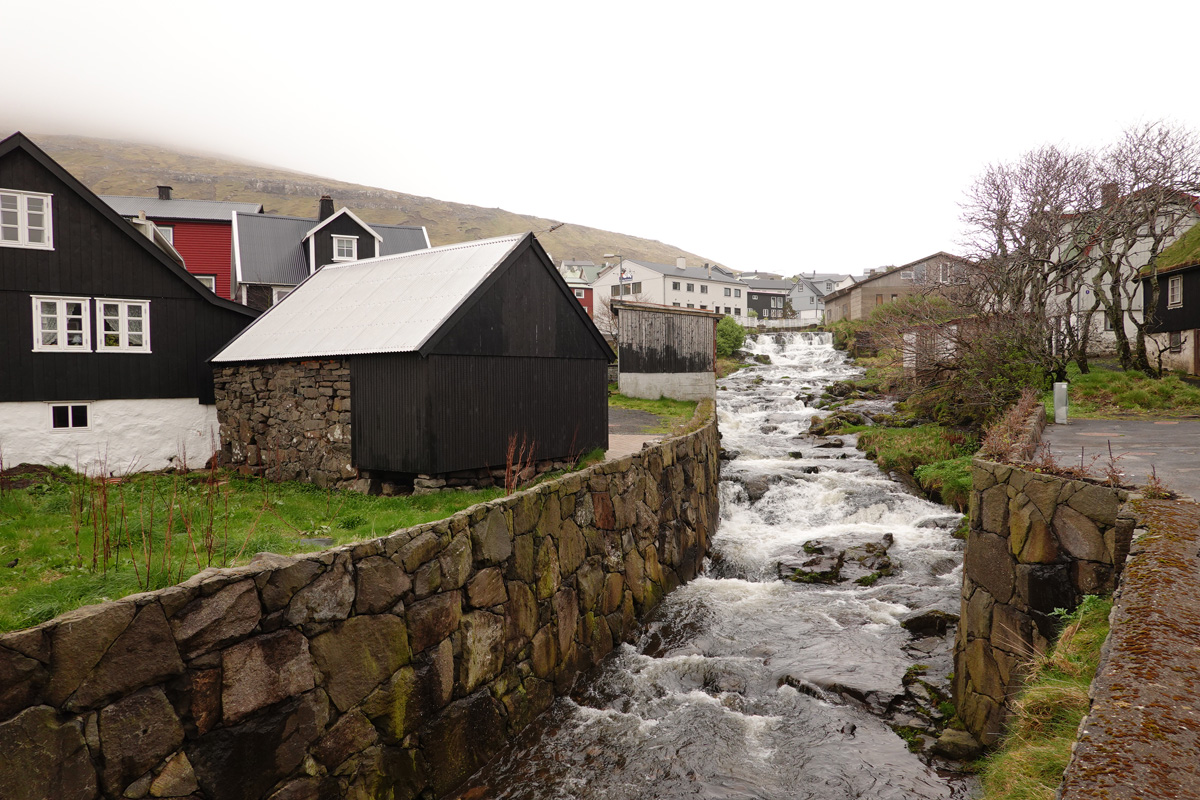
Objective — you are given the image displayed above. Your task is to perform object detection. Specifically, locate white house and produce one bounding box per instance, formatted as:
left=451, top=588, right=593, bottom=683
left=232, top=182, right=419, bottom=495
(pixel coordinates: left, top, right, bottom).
left=591, top=257, right=749, bottom=318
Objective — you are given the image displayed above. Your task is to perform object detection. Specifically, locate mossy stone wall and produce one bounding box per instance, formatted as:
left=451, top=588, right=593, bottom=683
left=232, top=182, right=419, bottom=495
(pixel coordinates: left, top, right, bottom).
left=0, top=413, right=719, bottom=800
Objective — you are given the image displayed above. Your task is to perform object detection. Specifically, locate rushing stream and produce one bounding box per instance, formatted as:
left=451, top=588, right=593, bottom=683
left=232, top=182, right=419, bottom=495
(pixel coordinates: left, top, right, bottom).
left=458, top=333, right=973, bottom=799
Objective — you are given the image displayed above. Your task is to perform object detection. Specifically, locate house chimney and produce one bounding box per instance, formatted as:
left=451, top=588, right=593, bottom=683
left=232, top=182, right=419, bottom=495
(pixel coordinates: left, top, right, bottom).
left=705, top=262, right=712, bottom=279
left=318, top=195, right=335, bottom=221
left=676, top=257, right=687, bottom=270
left=1101, top=182, right=1118, bottom=208
left=156, top=185, right=172, bottom=201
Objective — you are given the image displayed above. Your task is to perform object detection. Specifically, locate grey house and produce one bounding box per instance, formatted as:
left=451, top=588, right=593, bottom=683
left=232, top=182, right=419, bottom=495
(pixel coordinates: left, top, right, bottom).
left=232, top=196, right=429, bottom=310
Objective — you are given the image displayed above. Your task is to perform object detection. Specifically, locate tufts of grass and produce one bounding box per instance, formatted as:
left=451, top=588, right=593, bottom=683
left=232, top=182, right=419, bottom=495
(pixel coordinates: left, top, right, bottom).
left=977, top=595, right=1114, bottom=800
left=0, top=471, right=501, bottom=633
left=914, top=456, right=974, bottom=512
left=857, top=425, right=979, bottom=475
left=1050, top=363, right=1200, bottom=418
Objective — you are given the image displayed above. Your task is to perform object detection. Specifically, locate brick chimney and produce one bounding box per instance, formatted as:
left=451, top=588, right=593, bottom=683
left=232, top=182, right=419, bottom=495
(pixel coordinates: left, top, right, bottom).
left=318, top=195, right=335, bottom=221
left=1101, top=182, right=1119, bottom=207
left=156, top=185, right=172, bottom=201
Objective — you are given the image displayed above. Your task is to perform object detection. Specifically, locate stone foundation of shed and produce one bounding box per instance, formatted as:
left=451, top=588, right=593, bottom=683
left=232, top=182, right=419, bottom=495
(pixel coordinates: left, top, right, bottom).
left=214, top=359, right=355, bottom=488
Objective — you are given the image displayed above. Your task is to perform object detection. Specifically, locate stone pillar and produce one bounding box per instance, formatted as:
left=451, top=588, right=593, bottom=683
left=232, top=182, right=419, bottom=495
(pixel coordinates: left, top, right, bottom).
left=953, top=459, right=1132, bottom=745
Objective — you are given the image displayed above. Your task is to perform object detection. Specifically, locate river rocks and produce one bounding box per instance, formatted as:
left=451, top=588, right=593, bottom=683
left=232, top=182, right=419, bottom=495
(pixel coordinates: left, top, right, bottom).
left=808, top=410, right=866, bottom=437
left=932, top=728, right=983, bottom=761
left=778, top=535, right=898, bottom=586
left=902, top=608, right=959, bottom=637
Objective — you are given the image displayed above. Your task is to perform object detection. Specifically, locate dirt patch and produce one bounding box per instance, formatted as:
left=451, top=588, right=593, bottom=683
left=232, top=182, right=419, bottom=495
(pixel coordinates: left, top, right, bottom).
left=0, top=463, right=64, bottom=491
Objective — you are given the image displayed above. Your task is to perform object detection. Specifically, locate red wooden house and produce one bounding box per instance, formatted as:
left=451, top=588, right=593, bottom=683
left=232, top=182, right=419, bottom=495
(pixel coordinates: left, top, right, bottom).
left=101, top=187, right=263, bottom=301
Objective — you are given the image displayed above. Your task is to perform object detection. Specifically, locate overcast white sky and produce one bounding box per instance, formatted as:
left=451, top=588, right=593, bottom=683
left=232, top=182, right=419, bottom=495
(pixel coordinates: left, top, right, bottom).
left=4, top=0, right=1200, bottom=275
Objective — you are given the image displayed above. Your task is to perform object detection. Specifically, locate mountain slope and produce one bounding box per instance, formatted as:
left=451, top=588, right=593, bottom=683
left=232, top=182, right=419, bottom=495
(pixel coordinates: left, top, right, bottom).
left=20, top=132, right=713, bottom=267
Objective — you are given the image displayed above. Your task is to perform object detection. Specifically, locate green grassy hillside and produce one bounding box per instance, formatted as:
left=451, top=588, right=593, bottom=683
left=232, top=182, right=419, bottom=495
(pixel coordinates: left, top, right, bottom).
left=17, top=132, right=714, bottom=267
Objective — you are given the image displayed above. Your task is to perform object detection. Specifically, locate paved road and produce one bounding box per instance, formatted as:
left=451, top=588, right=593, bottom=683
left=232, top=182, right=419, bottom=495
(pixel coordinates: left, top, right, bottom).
left=606, top=408, right=664, bottom=460
left=1039, top=418, right=1200, bottom=500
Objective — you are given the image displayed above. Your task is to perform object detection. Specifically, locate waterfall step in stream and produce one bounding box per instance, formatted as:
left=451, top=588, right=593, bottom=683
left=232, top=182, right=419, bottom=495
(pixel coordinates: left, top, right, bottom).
left=458, top=332, right=977, bottom=799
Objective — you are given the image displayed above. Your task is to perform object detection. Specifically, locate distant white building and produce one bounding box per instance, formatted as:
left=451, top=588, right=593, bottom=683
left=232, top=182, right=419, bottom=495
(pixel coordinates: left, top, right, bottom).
left=592, top=257, right=749, bottom=317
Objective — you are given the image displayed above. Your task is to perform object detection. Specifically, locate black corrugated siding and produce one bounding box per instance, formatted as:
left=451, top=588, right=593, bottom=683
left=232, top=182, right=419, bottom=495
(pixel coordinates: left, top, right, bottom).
left=1145, top=268, right=1200, bottom=332
left=352, top=353, right=608, bottom=474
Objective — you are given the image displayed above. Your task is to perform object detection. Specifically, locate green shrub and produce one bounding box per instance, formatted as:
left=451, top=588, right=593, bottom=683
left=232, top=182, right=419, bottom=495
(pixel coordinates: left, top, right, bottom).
left=715, top=316, right=746, bottom=358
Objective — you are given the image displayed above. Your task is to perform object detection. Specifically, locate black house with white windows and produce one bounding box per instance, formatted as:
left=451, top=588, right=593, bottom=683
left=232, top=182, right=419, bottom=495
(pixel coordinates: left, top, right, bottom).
left=231, top=197, right=429, bottom=311
left=0, top=132, right=258, bottom=474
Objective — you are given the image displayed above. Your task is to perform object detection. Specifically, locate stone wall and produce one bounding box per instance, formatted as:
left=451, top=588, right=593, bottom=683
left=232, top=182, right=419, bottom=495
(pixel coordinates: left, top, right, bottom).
left=953, top=458, right=1134, bottom=745
left=214, top=359, right=354, bottom=489
left=0, top=411, right=719, bottom=800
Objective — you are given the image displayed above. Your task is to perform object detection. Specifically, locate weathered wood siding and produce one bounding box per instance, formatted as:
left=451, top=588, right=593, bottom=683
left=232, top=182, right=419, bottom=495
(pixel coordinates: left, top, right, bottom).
left=617, top=307, right=714, bottom=374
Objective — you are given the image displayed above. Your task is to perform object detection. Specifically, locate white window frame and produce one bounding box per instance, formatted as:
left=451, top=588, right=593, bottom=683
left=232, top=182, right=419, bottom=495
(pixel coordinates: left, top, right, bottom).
left=1168, top=275, right=1182, bottom=309
left=734, top=289, right=742, bottom=298
left=272, top=287, right=293, bottom=304
left=332, top=235, right=358, bottom=262
left=158, top=225, right=174, bottom=245
left=48, top=402, right=91, bottom=431
left=724, top=287, right=731, bottom=296
left=196, top=275, right=217, bottom=292
left=0, top=189, right=53, bottom=250
left=32, top=296, right=91, bottom=352
left=573, top=288, right=585, bottom=299
left=96, top=299, right=151, bottom=353
left=700, top=285, right=708, bottom=294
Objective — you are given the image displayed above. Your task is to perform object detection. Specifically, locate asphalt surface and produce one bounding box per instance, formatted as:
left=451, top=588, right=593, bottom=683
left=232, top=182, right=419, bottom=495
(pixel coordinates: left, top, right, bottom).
left=1039, top=418, right=1200, bottom=500
left=606, top=408, right=665, bottom=459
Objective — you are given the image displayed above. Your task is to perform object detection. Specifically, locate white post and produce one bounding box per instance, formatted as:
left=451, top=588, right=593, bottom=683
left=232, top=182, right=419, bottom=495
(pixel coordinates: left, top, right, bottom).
left=1053, top=382, right=1069, bottom=424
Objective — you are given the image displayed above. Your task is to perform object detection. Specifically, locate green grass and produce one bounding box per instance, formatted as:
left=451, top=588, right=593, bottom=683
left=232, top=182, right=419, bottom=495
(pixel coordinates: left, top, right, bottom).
left=608, top=392, right=698, bottom=433
left=978, top=595, right=1113, bottom=800
left=0, top=470, right=501, bottom=633
left=856, top=425, right=979, bottom=475
left=1046, top=362, right=1200, bottom=418
left=914, top=456, right=974, bottom=512
left=1153, top=221, right=1200, bottom=272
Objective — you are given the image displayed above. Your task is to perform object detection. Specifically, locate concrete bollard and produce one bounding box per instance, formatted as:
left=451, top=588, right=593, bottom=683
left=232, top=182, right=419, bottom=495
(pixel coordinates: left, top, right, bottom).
left=1054, top=382, right=1069, bottom=424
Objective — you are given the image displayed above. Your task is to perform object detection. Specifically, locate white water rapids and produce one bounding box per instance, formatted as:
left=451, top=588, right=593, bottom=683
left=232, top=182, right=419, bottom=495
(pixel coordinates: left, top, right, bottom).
left=459, top=333, right=973, bottom=799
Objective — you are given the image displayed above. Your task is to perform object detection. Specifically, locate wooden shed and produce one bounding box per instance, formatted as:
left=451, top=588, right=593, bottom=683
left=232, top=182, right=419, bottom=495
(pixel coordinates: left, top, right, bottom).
left=211, top=233, right=613, bottom=491
left=611, top=301, right=722, bottom=401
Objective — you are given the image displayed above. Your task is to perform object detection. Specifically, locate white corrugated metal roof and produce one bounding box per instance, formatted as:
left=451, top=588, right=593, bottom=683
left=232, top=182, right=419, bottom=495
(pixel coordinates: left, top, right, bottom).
left=212, top=234, right=526, bottom=362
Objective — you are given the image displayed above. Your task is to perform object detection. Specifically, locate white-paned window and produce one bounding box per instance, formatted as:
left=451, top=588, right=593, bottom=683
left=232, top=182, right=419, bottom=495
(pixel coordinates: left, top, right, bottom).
left=272, top=287, right=292, bottom=304
left=159, top=226, right=174, bottom=244
left=734, top=307, right=741, bottom=316
left=196, top=275, right=217, bottom=292
left=724, top=287, right=731, bottom=296
left=49, top=403, right=90, bottom=430
left=1, top=190, right=53, bottom=249
left=332, top=235, right=358, bottom=261
left=97, top=299, right=151, bottom=352
left=32, top=296, right=90, bottom=351
left=672, top=281, right=680, bottom=290
left=700, top=285, right=708, bottom=294
left=574, top=288, right=585, bottom=298
left=734, top=289, right=741, bottom=298
left=1169, top=275, right=1182, bottom=309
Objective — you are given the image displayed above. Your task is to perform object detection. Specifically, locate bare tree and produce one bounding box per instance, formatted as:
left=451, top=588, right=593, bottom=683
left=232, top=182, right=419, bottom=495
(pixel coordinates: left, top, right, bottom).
left=958, top=144, right=1097, bottom=378
left=1086, top=122, right=1200, bottom=374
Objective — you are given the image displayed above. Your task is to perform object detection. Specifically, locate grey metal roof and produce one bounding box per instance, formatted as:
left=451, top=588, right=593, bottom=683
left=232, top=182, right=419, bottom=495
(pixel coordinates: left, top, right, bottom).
left=235, top=213, right=313, bottom=286
left=742, top=278, right=792, bottom=292
left=377, top=223, right=430, bottom=254
left=101, top=195, right=263, bottom=221
left=234, top=213, right=429, bottom=286
left=626, top=259, right=745, bottom=285
left=213, top=234, right=526, bottom=363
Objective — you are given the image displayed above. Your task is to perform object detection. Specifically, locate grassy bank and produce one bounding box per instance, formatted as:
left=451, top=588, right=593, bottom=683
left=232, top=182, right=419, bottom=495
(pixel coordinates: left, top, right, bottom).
left=977, top=595, right=1113, bottom=800
left=608, top=390, right=698, bottom=432
left=855, top=425, right=978, bottom=510
left=1050, top=362, right=1200, bottom=418
left=0, top=468, right=501, bottom=633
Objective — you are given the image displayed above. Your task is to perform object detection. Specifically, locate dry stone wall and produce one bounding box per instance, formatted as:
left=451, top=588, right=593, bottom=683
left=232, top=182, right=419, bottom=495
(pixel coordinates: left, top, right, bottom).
left=214, top=359, right=354, bottom=489
left=0, top=414, right=719, bottom=800
left=953, top=458, right=1134, bottom=745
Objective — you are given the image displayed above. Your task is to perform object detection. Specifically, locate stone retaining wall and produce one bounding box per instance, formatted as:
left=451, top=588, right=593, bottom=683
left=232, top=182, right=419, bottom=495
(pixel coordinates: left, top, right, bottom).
left=214, top=359, right=354, bottom=488
left=0, top=412, right=720, bottom=800
left=953, top=458, right=1133, bottom=745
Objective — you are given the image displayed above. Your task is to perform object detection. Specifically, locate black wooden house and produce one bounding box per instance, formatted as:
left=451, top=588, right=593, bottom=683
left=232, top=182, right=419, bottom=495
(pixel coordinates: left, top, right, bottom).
left=0, top=132, right=258, bottom=474
left=1144, top=260, right=1200, bottom=375
left=211, top=233, right=613, bottom=489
